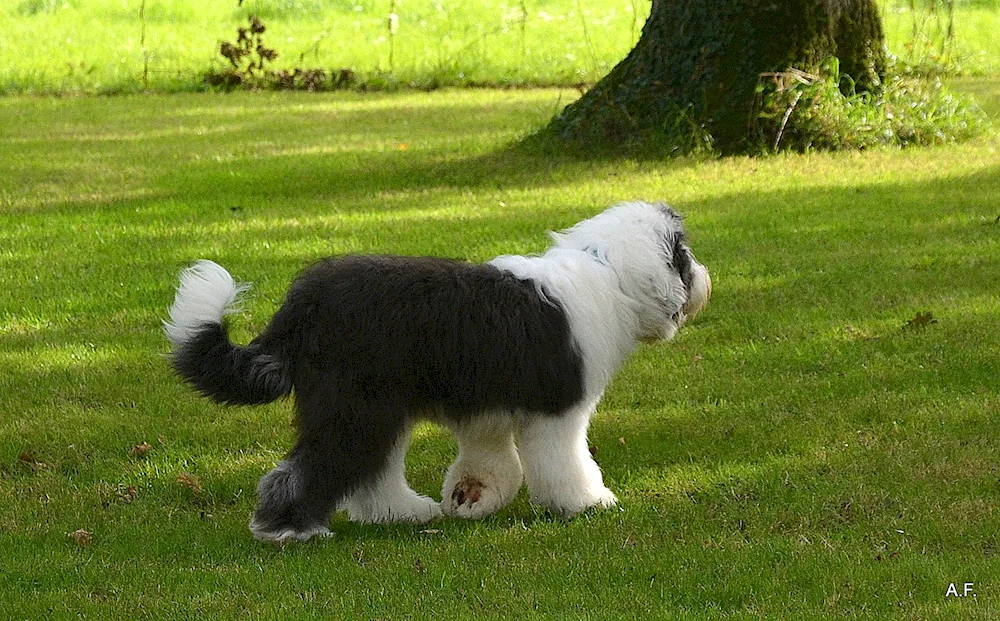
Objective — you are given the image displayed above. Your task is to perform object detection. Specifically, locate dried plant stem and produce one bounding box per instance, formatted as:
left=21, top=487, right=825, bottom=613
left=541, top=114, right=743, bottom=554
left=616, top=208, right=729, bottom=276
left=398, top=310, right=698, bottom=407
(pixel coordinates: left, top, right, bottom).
left=387, top=0, right=398, bottom=73
left=574, top=0, right=599, bottom=78
left=630, top=0, right=640, bottom=45
left=774, top=90, right=803, bottom=151
left=140, top=0, right=149, bottom=90
left=519, top=0, right=528, bottom=64
left=943, top=0, right=955, bottom=57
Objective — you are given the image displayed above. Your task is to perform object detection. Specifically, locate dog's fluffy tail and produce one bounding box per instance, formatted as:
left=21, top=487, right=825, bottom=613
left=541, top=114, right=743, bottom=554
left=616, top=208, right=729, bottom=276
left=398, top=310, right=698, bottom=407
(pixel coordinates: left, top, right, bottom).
left=164, top=260, right=292, bottom=405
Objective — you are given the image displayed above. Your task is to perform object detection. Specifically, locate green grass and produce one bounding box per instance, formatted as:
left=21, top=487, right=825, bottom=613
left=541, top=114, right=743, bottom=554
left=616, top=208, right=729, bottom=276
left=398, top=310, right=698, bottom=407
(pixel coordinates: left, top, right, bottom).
left=882, top=3, right=1000, bottom=76
left=1, top=0, right=998, bottom=94
left=0, top=0, right=648, bottom=94
left=2, top=85, right=1000, bottom=618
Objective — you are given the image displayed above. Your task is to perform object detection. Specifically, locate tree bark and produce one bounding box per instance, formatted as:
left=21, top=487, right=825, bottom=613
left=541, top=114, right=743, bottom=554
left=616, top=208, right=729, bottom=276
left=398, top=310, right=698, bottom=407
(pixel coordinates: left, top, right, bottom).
left=533, top=0, right=887, bottom=155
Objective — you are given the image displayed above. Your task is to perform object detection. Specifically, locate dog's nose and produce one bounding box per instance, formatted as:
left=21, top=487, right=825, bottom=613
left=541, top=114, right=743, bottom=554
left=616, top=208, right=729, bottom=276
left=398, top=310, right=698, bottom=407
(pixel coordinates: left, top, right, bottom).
left=683, top=263, right=711, bottom=318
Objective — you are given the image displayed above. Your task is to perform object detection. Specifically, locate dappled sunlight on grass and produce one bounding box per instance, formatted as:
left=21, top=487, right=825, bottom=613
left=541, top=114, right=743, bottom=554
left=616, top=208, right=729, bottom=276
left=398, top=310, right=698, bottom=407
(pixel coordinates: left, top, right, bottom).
left=2, top=187, right=162, bottom=215
left=167, top=89, right=573, bottom=118
left=1, top=341, right=121, bottom=372
left=0, top=313, right=55, bottom=337
left=5, top=123, right=250, bottom=145
left=621, top=453, right=808, bottom=500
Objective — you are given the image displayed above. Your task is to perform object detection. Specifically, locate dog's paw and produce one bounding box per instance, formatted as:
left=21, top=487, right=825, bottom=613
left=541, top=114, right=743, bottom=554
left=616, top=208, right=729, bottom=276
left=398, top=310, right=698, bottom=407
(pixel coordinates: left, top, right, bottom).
left=442, top=455, right=523, bottom=519
left=538, top=486, right=619, bottom=519
left=444, top=475, right=510, bottom=519
left=346, top=490, right=442, bottom=524
left=396, top=493, right=444, bottom=523
left=250, top=523, right=333, bottom=544
left=593, top=487, right=619, bottom=510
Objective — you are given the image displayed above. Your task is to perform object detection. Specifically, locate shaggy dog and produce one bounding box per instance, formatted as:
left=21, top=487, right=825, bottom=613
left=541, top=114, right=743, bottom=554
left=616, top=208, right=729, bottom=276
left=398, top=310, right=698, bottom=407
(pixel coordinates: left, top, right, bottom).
left=164, top=201, right=711, bottom=542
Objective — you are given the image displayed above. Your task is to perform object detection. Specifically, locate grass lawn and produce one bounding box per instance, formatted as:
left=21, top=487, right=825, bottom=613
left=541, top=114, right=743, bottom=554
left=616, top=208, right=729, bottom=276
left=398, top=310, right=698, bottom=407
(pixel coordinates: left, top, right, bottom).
left=1, top=84, right=1000, bottom=618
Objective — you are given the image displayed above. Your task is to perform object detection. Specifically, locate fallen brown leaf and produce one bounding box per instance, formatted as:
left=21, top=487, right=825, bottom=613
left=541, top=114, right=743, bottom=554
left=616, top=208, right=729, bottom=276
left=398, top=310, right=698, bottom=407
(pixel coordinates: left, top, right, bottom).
left=68, top=529, right=94, bottom=546
left=17, top=451, right=48, bottom=471
left=176, top=472, right=203, bottom=494
left=119, top=486, right=138, bottom=503
left=903, top=311, right=937, bottom=331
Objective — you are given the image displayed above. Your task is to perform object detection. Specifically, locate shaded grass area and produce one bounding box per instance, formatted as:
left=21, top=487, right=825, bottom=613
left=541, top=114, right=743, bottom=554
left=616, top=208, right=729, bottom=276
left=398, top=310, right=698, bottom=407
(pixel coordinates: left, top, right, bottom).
left=2, top=87, right=1000, bottom=618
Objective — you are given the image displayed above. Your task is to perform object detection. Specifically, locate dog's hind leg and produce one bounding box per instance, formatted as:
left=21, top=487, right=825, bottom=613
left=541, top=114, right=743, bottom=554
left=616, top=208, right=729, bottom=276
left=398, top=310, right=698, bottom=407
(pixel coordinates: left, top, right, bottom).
left=250, top=456, right=334, bottom=543
left=517, top=400, right=618, bottom=518
left=338, top=423, right=441, bottom=524
left=250, top=387, right=414, bottom=541
left=442, top=414, right=523, bottom=519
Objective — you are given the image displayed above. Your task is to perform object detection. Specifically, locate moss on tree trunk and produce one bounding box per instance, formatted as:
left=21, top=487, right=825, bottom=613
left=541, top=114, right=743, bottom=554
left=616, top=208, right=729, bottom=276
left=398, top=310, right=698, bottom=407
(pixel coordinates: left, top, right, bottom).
left=531, top=0, right=887, bottom=155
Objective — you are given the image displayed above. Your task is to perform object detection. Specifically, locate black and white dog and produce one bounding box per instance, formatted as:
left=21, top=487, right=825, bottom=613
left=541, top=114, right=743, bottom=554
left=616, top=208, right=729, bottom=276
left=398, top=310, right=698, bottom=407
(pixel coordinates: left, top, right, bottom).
left=165, top=201, right=710, bottom=542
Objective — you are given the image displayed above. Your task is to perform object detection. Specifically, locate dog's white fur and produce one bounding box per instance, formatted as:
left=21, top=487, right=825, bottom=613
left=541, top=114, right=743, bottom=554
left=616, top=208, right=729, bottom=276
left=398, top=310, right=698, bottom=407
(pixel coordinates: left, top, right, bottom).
left=165, top=260, right=249, bottom=349
left=340, top=425, right=444, bottom=523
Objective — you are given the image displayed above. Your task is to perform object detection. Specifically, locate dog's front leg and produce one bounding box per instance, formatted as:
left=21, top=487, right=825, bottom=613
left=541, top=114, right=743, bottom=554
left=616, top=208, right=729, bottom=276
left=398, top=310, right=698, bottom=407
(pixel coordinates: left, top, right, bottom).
left=442, top=414, right=523, bottom=519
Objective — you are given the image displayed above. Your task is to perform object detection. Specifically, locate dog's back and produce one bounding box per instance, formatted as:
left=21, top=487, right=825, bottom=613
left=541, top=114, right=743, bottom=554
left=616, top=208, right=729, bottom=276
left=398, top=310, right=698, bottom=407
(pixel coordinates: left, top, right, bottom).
left=257, top=255, right=586, bottom=417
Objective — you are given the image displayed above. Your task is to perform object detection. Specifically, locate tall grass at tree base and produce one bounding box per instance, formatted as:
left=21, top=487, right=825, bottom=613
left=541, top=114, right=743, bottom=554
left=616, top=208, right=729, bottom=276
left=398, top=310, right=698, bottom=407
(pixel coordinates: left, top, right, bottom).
left=754, top=57, right=986, bottom=153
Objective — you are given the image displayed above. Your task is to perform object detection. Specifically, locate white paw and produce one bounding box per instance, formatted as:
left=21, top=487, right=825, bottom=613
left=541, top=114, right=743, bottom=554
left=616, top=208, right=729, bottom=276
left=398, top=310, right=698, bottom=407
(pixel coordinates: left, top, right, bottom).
left=345, top=490, right=443, bottom=524
left=594, top=487, right=619, bottom=509
left=537, top=486, right=619, bottom=518
left=441, top=455, right=523, bottom=519
left=443, top=475, right=513, bottom=519
left=250, top=523, right=333, bottom=544
left=393, top=493, right=444, bottom=524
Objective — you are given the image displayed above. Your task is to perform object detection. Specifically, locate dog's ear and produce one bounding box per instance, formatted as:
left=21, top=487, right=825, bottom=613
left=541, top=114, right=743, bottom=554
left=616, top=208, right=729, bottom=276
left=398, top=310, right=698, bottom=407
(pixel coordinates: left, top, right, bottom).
left=651, top=204, right=696, bottom=291
left=670, top=232, right=694, bottom=291
left=671, top=231, right=711, bottom=319
left=653, top=202, right=683, bottom=222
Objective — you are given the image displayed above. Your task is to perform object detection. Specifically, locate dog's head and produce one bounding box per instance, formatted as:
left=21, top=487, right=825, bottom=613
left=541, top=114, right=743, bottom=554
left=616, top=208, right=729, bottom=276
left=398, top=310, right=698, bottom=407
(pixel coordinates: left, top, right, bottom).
left=552, top=201, right=711, bottom=342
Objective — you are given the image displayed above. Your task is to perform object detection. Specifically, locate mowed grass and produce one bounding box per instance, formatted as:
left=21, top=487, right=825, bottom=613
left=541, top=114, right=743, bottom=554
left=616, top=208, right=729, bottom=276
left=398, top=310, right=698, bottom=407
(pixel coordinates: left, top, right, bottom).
left=1, top=86, right=1000, bottom=618
left=1, top=0, right=999, bottom=94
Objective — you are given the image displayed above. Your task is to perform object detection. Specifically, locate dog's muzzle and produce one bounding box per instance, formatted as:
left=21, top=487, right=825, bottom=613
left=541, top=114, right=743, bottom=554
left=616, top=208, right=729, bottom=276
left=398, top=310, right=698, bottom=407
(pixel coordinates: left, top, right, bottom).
left=674, top=262, right=711, bottom=328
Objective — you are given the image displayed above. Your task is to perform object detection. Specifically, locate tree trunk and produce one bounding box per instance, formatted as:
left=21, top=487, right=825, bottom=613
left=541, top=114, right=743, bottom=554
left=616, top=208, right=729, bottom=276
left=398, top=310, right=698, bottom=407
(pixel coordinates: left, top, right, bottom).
left=533, top=0, right=887, bottom=155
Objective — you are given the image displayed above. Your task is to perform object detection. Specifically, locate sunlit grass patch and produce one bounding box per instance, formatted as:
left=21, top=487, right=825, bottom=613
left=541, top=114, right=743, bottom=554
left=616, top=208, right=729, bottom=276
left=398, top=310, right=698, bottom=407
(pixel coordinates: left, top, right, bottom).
left=0, top=0, right=998, bottom=94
